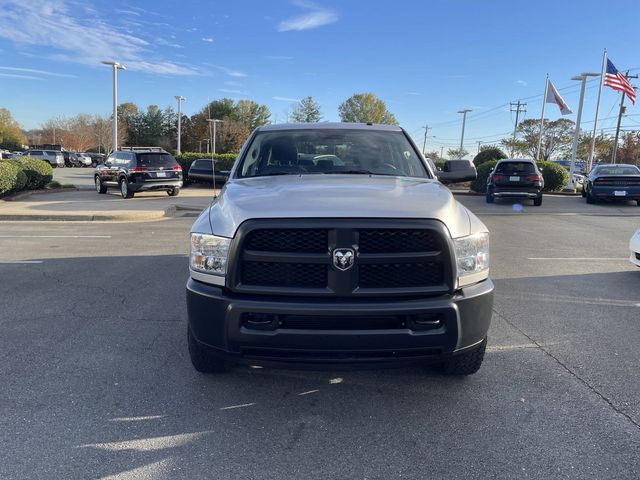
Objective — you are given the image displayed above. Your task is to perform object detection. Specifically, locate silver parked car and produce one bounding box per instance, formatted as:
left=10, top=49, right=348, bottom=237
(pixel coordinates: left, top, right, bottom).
left=24, top=149, right=65, bottom=168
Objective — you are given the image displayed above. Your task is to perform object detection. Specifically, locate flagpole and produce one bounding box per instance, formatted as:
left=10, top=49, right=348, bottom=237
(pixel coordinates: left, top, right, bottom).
left=587, top=48, right=607, bottom=172
left=536, top=75, right=549, bottom=161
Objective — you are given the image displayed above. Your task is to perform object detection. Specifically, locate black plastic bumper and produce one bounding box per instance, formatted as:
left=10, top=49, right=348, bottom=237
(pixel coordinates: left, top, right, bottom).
left=186, top=278, right=494, bottom=366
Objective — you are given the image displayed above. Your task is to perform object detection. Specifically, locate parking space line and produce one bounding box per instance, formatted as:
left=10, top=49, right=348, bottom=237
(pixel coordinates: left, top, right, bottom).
left=527, top=257, right=627, bottom=261
left=0, top=260, right=43, bottom=264
left=0, top=235, right=112, bottom=238
left=220, top=403, right=256, bottom=410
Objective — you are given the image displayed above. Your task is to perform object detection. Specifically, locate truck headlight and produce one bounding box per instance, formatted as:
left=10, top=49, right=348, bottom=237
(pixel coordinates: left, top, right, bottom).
left=454, top=232, right=489, bottom=288
left=190, top=233, right=231, bottom=276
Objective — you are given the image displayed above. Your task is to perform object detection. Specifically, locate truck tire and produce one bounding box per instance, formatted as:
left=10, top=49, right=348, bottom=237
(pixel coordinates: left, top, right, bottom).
left=188, top=327, right=230, bottom=373
left=533, top=195, right=542, bottom=206
left=438, top=337, right=487, bottom=375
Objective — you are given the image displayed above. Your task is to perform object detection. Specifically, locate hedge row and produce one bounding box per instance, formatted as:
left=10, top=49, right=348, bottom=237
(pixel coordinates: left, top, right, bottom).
left=469, top=159, right=570, bottom=193
left=0, top=156, right=53, bottom=196
left=175, top=153, right=237, bottom=172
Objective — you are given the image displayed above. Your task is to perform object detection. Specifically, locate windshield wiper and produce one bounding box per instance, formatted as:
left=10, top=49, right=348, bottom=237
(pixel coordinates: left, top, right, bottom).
left=323, top=170, right=403, bottom=176
left=260, top=171, right=296, bottom=176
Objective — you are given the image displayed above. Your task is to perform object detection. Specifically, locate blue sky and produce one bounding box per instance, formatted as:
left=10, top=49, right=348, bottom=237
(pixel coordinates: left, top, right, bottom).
left=1, top=0, right=640, bottom=155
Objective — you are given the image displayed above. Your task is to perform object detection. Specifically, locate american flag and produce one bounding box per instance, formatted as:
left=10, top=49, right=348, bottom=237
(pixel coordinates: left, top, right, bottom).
left=603, top=59, right=636, bottom=104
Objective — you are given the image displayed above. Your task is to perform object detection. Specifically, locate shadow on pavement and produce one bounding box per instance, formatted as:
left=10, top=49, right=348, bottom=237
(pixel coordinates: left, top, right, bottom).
left=1, top=256, right=639, bottom=478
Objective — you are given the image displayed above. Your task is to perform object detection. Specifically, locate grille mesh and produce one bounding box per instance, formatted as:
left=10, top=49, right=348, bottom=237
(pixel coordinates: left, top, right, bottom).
left=359, top=229, right=441, bottom=253
left=245, top=229, right=327, bottom=253
left=242, top=262, right=327, bottom=288
left=359, top=263, right=443, bottom=288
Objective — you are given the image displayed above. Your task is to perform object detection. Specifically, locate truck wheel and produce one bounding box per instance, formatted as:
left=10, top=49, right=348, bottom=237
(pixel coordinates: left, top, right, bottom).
left=533, top=195, right=542, bottom=206
left=119, top=178, right=134, bottom=199
left=188, top=327, right=230, bottom=373
left=438, top=337, right=487, bottom=375
left=95, top=176, right=107, bottom=194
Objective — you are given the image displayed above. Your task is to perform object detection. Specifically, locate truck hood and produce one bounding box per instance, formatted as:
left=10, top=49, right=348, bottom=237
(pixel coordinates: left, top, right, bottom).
left=202, top=175, right=476, bottom=239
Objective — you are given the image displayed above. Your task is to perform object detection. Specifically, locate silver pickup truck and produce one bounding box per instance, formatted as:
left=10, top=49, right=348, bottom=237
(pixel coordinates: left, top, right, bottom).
left=186, top=123, right=493, bottom=375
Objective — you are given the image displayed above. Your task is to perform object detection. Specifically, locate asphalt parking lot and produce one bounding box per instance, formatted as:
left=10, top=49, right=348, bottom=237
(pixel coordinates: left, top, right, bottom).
left=1, top=194, right=639, bottom=479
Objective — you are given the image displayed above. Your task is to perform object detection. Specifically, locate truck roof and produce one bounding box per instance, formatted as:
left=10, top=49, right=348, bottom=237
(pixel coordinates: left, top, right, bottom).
left=257, top=122, right=403, bottom=132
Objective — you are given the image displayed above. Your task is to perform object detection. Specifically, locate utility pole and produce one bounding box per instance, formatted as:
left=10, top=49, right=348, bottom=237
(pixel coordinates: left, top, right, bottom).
left=422, top=125, right=430, bottom=153
left=457, top=109, right=472, bottom=155
left=477, top=141, right=482, bottom=154
left=611, top=71, right=638, bottom=164
left=510, top=101, right=527, bottom=140
left=440, top=146, right=444, bottom=159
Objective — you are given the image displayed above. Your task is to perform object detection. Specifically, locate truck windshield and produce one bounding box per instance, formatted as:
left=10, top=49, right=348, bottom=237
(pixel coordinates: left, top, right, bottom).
left=237, top=129, right=429, bottom=179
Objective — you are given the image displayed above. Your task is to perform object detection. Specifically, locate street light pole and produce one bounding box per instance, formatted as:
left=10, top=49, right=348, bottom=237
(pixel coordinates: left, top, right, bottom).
left=207, top=118, right=223, bottom=155
left=101, top=61, right=126, bottom=153
left=174, top=96, right=186, bottom=155
left=457, top=109, right=472, bottom=156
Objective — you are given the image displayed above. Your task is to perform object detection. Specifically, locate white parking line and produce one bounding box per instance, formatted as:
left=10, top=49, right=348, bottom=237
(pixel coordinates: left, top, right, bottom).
left=0, top=235, right=112, bottom=238
left=528, top=257, right=627, bottom=261
left=219, top=403, right=256, bottom=411
left=0, top=260, right=43, bottom=264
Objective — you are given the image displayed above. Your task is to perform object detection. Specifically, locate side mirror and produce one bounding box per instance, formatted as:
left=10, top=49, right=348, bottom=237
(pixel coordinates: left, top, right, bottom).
left=436, top=160, right=477, bottom=184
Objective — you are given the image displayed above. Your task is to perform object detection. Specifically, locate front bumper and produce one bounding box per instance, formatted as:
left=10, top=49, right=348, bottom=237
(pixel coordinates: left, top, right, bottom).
left=186, top=278, right=494, bottom=366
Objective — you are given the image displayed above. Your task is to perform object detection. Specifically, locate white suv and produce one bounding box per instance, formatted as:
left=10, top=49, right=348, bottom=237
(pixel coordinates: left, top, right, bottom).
left=24, top=150, right=64, bottom=168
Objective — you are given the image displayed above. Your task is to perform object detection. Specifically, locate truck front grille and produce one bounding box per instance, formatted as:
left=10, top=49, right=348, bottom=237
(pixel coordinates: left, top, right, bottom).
left=359, top=262, right=444, bottom=288
left=232, top=220, right=453, bottom=297
left=242, top=262, right=327, bottom=288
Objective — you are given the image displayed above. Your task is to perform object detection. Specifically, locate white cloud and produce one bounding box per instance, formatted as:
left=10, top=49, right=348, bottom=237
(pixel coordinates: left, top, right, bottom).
left=219, top=88, right=248, bottom=95
left=273, top=96, right=300, bottom=102
left=405, top=92, right=421, bottom=96
left=224, top=80, right=243, bottom=86
left=209, top=65, right=247, bottom=78
left=515, top=79, right=528, bottom=87
left=0, top=72, right=44, bottom=81
left=278, top=1, right=338, bottom=32
left=0, top=66, right=76, bottom=78
left=0, top=0, right=200, bottom=75
left=201, top=37, right=214, bottom=43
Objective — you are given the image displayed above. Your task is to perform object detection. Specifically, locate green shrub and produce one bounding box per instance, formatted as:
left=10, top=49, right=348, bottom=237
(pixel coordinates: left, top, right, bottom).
left=473, top=147, right=506, bottom=167
left=538, top=161, right=570, bottom=192
left=470, top=160, right=498, bottom=193
left=46, top=180, right=62, bottom=189
left=15, top=156, right=53, bottom=189
left=0, top=161, right=27, bottom=196
left=175, top=152, right=237, bottom=173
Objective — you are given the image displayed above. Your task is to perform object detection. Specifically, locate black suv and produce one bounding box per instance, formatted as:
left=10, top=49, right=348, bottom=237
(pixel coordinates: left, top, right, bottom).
left=94, top=147, right=183, bottom=199
left=486, top=159, right=544, bottom=206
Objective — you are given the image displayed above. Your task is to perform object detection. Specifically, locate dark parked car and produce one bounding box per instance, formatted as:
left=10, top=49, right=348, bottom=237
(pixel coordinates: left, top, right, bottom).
left=187, top=158, right=230, bottom=186
left=486, top=159, right=544, bottom=206
left=583, top=164, right=640, bottom=205
left=94, top=147, right=183, bottom=199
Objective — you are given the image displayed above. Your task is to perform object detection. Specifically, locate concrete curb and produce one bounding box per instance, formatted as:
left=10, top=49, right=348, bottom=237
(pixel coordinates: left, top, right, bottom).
left=0, top=211, right=167, bottom=222
left=2, top=187, right=93, bottom=202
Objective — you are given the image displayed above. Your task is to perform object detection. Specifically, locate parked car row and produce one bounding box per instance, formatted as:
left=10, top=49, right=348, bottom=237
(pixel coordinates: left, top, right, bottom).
left=63, top=152, right=92, bottom=168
